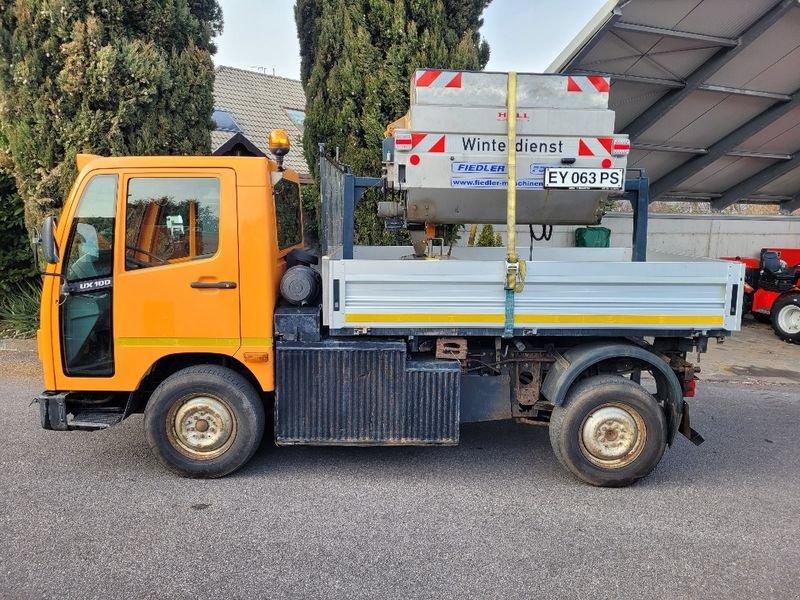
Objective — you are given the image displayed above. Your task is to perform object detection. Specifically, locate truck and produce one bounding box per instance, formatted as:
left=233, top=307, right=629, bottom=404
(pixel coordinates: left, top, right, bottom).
left=33, top=70, right=745, bottom=487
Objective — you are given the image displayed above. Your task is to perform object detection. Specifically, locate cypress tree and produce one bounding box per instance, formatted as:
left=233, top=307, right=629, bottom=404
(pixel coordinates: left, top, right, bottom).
left=476, top=224, right=499, bottom=247
left=0, top=1, right=223, bottom=229
left=0, top=167, right=34, bottom=292
left=296, top=0, right=491, bottom=244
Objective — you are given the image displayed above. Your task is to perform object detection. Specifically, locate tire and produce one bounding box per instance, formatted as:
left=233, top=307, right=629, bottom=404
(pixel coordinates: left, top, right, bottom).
left=549, top=374, right=667, bottom=487
left=771, top=293, right=800, bottom=344
left=144, top=365, right=265, bottom=478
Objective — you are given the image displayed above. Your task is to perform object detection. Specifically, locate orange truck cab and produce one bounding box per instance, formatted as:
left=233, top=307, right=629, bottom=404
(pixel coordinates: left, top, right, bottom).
left=35, top=144, right=305, bottom=477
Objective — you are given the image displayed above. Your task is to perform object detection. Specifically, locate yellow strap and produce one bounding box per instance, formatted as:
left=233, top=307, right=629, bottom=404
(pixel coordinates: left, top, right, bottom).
left=506, top=71, right=518, bottom=267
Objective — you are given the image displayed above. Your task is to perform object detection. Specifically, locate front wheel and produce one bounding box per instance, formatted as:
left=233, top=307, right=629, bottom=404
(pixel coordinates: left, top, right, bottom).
left=549, top=375, right=667, bottom=487
left=771, top=293, right=800, bottom=343
left=144, top=365, right=265, bottom=478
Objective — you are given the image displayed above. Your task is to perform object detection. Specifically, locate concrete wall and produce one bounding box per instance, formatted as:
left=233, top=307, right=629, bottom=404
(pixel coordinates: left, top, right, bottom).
left=483, top=213, right=800, bottom=259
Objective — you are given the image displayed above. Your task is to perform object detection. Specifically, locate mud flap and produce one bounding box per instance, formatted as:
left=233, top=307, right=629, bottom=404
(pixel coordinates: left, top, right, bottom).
left=679, top=400, right=704, bottom=446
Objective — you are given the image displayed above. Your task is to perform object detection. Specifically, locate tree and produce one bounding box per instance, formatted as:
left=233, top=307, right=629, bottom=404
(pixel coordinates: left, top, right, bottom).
left=0, top=0, right=223, bottom=229
left=0, top=168, right=34, bottom=292
left=296, top=0, right=491, bottom=245
left=476, top=224, right=502, bottom=247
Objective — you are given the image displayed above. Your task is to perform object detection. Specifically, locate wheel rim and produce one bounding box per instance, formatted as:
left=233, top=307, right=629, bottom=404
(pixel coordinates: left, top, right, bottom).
left=777, top=304, right=800, bottom=335
left=579, top=403, right=647, bottom=469
left=167, top=395, right=237, bottom=460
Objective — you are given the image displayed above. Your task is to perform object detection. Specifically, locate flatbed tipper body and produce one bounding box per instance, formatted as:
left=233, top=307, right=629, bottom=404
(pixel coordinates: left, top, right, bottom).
left=33, top=69, right=745, bottom=486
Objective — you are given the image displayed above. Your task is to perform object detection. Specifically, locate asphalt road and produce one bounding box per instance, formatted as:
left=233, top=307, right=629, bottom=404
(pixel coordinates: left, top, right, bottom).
left=1, top=375, right=798, bottom=600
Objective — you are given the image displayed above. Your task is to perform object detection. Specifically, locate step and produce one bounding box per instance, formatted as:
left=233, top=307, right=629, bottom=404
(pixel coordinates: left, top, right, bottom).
left=68, top=408, right=124, bottom=429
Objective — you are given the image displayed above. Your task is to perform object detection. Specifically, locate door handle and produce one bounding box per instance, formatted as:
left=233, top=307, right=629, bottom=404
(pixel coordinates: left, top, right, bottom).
left=190, top=281, right=237, bottom=289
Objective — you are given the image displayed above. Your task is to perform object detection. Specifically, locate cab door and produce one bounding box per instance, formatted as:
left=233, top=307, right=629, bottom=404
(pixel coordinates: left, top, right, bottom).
left=110, top=169, right=241, bottom=389
left=54, top=173, right=119, bottom=385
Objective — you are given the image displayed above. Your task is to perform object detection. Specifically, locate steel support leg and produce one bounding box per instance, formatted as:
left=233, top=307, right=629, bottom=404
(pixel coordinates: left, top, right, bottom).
left=627, top=176, right=649, bottom=262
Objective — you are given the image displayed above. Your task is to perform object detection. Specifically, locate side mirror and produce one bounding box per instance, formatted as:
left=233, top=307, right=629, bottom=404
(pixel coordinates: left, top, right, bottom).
left=40, top=215, right=59, bottom=264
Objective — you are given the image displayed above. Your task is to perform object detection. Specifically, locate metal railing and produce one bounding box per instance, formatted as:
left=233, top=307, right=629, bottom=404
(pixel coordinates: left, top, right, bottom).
left=318, top=144, right=382, bottom=259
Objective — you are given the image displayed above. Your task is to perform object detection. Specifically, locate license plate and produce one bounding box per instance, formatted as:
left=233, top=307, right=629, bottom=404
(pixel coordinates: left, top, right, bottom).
left=544, top=167, right=624, bottom=190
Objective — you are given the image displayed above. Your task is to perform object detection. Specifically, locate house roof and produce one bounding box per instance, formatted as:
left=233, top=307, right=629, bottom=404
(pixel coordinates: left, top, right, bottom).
left=212, top=66, right=310, bottom=177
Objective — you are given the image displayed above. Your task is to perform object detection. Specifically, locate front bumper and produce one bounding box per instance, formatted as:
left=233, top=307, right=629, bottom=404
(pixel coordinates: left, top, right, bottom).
left=34, top=392, right=69, bottom=431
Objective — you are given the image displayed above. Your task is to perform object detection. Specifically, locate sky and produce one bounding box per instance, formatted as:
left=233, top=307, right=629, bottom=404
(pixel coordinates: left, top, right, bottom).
left=213, top=0, right=610, bottom=78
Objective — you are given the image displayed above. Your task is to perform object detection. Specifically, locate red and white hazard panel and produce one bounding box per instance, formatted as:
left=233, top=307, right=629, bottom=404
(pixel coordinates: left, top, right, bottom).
left=567, top=75, right=610, bottom=93
left=415, top=70, right=463, bottom=89
left=578, top=137, right=613, bottom=157
left=395, top=132, right=446, bottom=153
left=577, top=137, right=629, bottom=156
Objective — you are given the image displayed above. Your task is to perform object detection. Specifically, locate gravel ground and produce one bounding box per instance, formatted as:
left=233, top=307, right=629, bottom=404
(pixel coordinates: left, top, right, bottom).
left=1, top=373, right=798, bottom=600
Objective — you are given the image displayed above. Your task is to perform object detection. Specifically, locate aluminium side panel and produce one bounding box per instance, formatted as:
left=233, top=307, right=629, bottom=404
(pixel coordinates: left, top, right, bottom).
left=326, top=257, right=744, bottom=333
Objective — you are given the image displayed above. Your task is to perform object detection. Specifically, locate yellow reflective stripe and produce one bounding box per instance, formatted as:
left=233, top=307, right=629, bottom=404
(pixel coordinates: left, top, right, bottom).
left=116, top=337, right=240, bottom=348
left=346, top=313, right=503, bottom=324
left=515, top=314, right=724, bottom=326
left=344, top=313, right=724, bottom=326
left=242, top=337, right=274, bottom=346
left=116, top=337, right=274, bottom=348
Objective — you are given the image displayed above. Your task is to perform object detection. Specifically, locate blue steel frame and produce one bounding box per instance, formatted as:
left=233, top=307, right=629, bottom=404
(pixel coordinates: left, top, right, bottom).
left=342, top=174, right=383, bottom=259
left=625, top=173, right=650, bottom=262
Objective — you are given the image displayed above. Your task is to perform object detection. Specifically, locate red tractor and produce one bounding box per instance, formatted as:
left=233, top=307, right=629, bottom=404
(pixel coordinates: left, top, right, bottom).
left=723, top=248, right=800, bottom=343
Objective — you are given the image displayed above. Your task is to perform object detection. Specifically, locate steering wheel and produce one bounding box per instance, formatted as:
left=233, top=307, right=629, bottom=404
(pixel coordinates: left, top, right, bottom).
left=126, top=245, right=168, bottom=267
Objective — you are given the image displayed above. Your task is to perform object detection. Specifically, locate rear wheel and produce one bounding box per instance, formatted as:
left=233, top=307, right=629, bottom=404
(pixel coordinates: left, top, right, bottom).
left=144, top=365, right=265, bottom=478
left=549, top=375, right=667, bottom=487
left=771, top=293, right=800, bottom=343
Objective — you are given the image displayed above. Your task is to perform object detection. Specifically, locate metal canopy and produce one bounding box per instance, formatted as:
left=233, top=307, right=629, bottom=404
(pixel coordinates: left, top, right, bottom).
left=549, top=0, right=800, bottom=214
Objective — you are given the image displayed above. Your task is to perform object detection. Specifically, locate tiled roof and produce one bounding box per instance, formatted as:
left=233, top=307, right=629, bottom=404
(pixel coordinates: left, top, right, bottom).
left=211, top=129, right=236, bottom=150
left=212, top=66, right=309, bottom=176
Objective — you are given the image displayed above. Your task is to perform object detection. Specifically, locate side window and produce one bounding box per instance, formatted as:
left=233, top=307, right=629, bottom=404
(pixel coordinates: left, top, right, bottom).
left=125, top=177, right=220, bottom=269
left=275, top=179, right=301, bottom=250
left=64, top=175, right=117, bottom=282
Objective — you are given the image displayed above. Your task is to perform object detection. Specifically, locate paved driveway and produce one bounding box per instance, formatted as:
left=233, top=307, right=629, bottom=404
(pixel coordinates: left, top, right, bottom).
left=1, top=372, right=798, bottom=599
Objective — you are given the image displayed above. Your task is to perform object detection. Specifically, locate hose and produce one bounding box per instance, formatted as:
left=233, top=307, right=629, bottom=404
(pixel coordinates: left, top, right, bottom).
left=530, top=224, right=553, bottom=242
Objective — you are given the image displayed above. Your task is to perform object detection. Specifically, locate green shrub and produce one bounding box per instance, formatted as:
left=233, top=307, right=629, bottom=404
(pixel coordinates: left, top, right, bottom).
left=476, top=224, right=502, bottom=247
left=0, top=279, right=41, bottom=338
left=0, top=171, right=35, bottom=293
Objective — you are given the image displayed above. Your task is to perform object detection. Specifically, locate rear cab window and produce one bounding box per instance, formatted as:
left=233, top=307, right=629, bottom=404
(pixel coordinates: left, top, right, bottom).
left=274, top=179, right=302, bottom=250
